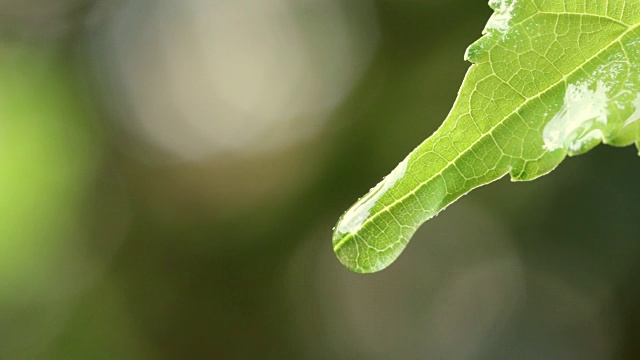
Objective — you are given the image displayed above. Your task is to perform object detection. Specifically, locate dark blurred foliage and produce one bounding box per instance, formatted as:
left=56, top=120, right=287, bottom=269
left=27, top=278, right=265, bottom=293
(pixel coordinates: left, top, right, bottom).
left=1, top=0, right=640, bottom=359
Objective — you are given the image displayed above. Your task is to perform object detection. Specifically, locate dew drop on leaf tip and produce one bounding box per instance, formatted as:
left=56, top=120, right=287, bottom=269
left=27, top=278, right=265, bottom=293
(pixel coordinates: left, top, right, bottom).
left=332, top=158, right=409, bottom=247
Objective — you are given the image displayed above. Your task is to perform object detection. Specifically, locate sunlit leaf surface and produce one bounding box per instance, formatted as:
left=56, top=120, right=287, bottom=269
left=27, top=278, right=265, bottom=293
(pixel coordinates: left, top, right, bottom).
left=333, top=0, right=640, bottom=273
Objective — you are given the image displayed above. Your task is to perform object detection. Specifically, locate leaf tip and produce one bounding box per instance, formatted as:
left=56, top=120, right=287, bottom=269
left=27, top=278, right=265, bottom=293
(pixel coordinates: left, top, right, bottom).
left=332, top=226, right=402, bottom=274
left=464, top=40, right=489, bottom=64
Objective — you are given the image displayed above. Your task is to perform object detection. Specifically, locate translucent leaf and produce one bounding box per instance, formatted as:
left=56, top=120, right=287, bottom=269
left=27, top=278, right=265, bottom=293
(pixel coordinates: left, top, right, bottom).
left=333, top=0, right=640, bottom=273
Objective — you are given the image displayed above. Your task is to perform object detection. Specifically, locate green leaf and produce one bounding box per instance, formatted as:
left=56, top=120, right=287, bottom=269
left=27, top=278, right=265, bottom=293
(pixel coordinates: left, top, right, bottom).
left=333, top=0, right=640, bottom=273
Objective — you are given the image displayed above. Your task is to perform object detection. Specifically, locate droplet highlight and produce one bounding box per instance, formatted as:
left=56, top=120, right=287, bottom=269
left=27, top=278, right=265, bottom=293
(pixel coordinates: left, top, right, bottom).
left=334, top=158, right=408, bottom=238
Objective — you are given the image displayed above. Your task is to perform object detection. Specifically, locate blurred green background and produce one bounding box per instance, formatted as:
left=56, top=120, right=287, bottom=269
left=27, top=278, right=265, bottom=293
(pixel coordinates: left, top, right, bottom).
left=1, top=0, right=640, bottom=359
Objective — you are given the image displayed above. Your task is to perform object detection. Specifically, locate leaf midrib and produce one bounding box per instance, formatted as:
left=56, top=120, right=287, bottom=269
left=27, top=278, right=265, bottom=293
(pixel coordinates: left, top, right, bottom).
left=334, top=17, right=640, bottom=253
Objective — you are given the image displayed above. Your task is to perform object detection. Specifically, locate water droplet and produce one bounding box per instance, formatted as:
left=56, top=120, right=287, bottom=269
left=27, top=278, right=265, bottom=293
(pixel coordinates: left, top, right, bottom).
left=624, top=94, right=640, bottom=127
left=334, top=158, right=408, bottom=236
left=543, top=81, right=610, bottom=155
left=486, top=0, right=517, bottom=32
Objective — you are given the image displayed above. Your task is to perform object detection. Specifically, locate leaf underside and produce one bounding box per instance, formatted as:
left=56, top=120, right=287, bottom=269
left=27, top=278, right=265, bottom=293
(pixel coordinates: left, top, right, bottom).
left=333, top=0, right=640, bottom=273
